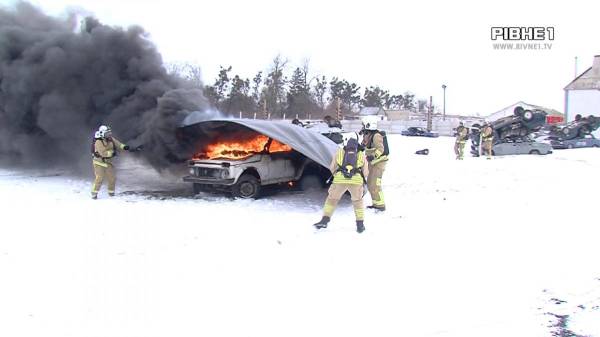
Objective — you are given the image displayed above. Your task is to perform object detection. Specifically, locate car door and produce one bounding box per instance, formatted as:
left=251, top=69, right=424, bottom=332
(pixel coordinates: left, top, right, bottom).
left=261, top=154, right=285, bottom=184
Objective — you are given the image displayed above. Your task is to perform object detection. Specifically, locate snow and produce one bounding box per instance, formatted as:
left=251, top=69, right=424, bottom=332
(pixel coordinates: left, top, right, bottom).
left=1, top=135, right=599, bottom=337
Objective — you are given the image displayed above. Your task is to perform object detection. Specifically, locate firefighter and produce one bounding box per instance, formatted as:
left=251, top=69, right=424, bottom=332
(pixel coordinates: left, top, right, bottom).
left=360, top=116, right=389, bottom=211
left=313, top=134, right=368, bottom=233
left=91, top=125, right=130, bottom=199
left=454, top=122, right=469, bottom=160
left=480, top=123, right=494, bottom=159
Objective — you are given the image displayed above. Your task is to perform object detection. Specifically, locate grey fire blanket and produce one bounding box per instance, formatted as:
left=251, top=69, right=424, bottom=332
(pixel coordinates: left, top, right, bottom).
left=180, top=115, right=339, bottom=169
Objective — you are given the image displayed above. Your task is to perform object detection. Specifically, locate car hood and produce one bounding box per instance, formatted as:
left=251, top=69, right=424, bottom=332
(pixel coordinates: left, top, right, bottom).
left=179, top=116, right=339, bottom=169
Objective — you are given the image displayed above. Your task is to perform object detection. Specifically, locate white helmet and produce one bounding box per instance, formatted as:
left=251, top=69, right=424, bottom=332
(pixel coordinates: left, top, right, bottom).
left=98, top=125, right=112, bottom=138
left=362, top=116, right=378, bottom=131
left=342, top=132, right=359, bottom=147
left=94, top=131, right=102, bottom=139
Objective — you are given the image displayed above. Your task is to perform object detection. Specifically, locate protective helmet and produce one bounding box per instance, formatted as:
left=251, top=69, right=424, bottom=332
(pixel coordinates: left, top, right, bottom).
left=362, top=116, right=378, bottom=131
left=94, top=131, right=102, bottom=139
left=342, top=132, right=359, bottom=146
left=98, top=125, right=112, bottom=138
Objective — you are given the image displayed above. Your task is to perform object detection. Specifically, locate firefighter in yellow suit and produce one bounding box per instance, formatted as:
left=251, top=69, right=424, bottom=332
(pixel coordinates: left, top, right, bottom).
left=480, top=124, right=494, bottom=159
left=314, top=134, right=368, bottom=233
left=91, top=125, right=130, bottom=199
left=454, top=122, right=469, bottom=160
left=361, top=116, right=388, bottom=211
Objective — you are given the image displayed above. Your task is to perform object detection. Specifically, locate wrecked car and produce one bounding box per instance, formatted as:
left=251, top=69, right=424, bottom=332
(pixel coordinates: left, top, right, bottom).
left=293, top=119, right=345, bottom=144
left=470, top=106, right=552, bottom=156
left=548, top=114, right=600, bottom=149
left=401, top=127, right=439, bottom=138
left=492, top=139, right=553, bottom=155
left=178, top=118, right=338, bottom=198
left=550, top=135, right=600, bottom=149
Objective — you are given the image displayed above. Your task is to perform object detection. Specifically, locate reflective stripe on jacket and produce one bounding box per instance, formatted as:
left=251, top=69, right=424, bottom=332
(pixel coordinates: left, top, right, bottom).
left=92, top=138, right=126, bottom=166
left=364, top=132, right=388, bottom=165
left=481, top=127, right=493, bottom=141
left=331, top=148, right=367, bottom=185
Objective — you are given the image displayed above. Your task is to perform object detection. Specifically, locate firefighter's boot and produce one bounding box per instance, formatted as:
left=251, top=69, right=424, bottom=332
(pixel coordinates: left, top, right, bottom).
left=367, top=205, right=386, bottom=212
left=356, top=220, right=365, bottom=233
left=313, top=216, right=330, bottom=229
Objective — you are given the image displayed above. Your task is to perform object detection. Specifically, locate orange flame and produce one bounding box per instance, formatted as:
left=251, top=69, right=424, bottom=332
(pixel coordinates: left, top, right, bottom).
left=194, top=134, right=292, bottom=160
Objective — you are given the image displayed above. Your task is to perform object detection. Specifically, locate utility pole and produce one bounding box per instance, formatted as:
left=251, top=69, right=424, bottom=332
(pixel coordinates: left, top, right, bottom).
left=442, top=84, right=447, bottom=121
left=427, top=96, right=433, bottom=131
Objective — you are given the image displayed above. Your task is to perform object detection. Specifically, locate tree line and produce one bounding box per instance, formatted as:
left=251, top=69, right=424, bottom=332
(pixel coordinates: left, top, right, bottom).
left=168, top=55, right=416, bottom=120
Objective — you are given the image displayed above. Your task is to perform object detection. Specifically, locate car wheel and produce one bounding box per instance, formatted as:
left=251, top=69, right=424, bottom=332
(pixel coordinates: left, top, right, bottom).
left=529, top=149, right=541, bottom=155
left=567, top=144, right=574, bottom=149
left=232, top=174, right=261, bottom=199
left=193, top=183, right=203, bottom=195
left=514, top=106, right=525, bottom=116
left=593, top=144, right=599, bottom=148
left=522, top=110, right=534, bottom=121
left=299, top=174, right=323, bottom=191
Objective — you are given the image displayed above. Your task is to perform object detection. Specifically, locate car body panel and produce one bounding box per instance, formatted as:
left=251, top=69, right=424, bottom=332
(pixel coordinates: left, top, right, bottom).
left=492, top=141, right=553, bottom=156
left=550, top=137, right=600, bottom=149
left=401, top=127, right=439, bottom=138
left=183, top=152, right=306, bottom=187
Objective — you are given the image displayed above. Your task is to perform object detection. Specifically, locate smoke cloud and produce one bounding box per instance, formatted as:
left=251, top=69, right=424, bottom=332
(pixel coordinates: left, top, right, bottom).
left=0, top=2, right=213, bottom=171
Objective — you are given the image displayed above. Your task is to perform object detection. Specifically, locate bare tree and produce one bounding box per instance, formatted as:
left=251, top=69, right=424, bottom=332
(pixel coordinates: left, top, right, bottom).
left=263, top=54, right=288, bottom=118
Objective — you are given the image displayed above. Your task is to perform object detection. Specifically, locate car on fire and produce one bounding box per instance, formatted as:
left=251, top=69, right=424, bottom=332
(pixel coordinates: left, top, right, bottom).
left=178, top=118, right=338, bottom=199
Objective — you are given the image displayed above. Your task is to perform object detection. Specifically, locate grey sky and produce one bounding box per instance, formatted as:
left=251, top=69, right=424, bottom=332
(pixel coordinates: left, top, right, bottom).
left=3, top=0, right=599, bottom=116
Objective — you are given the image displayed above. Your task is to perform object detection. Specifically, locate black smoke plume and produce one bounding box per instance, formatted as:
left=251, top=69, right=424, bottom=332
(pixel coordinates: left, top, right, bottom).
left=0, top=2, right=212, bottom=171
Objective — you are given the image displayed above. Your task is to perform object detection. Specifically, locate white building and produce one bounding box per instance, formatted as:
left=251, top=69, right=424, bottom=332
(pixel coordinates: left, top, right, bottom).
left=358, top=107, right=387, bottom=121
left=564, top=55, right=600, bottom=122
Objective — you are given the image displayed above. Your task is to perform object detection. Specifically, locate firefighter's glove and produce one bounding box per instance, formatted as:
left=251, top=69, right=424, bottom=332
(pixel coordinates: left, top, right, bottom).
left=366, top=155, right=375, bottom=162
left=128, top=145, right=143, bottom=153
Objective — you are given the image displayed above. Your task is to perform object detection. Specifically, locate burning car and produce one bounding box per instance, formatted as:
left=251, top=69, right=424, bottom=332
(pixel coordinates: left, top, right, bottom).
left=178, top=118, right=338, bottom=198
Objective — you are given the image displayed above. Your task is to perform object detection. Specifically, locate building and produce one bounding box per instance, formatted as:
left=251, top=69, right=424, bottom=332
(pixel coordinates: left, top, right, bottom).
left=564, top=55, right=600, bottom=122
left=358, top=107, right=387, bottom=120
left=486, top=101, right=564, bottom=124
left=383, top=109, right=411, bottom=121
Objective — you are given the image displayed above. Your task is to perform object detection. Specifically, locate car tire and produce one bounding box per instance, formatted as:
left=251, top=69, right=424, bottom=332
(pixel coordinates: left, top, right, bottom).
left=529, top=149, right=541, bottom=155
left=232, top=174, right=261, bottom=199
left=567, top=144, right=574, bottom=149
left=522, top=110, right=534, bottom=121
left=514, top=106, right=525, bottom=116
left=593, top=144, right=599, bottom=148
left=299, top=174, right=323, bottom=191
left=193, top=183, right=203, bottom=195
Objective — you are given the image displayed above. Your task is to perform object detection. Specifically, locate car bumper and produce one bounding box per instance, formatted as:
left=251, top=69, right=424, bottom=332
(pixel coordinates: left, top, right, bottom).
left=183, top=176, right=236, bottom=185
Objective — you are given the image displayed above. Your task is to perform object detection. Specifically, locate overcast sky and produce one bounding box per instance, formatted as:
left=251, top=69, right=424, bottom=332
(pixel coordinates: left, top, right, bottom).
left=3, top=0, right=599, bottom=116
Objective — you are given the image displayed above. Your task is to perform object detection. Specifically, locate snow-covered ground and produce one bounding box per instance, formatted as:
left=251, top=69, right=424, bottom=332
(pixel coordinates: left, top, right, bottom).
left=1, top=135, right=599, bottom=337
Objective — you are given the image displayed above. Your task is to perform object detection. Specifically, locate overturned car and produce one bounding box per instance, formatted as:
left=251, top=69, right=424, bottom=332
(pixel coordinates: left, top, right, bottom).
left=178, top=118, right=338, bottom=198
left=470, top=106, right=552, bottom=156
left=548, top=114, right=600, bottom=149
